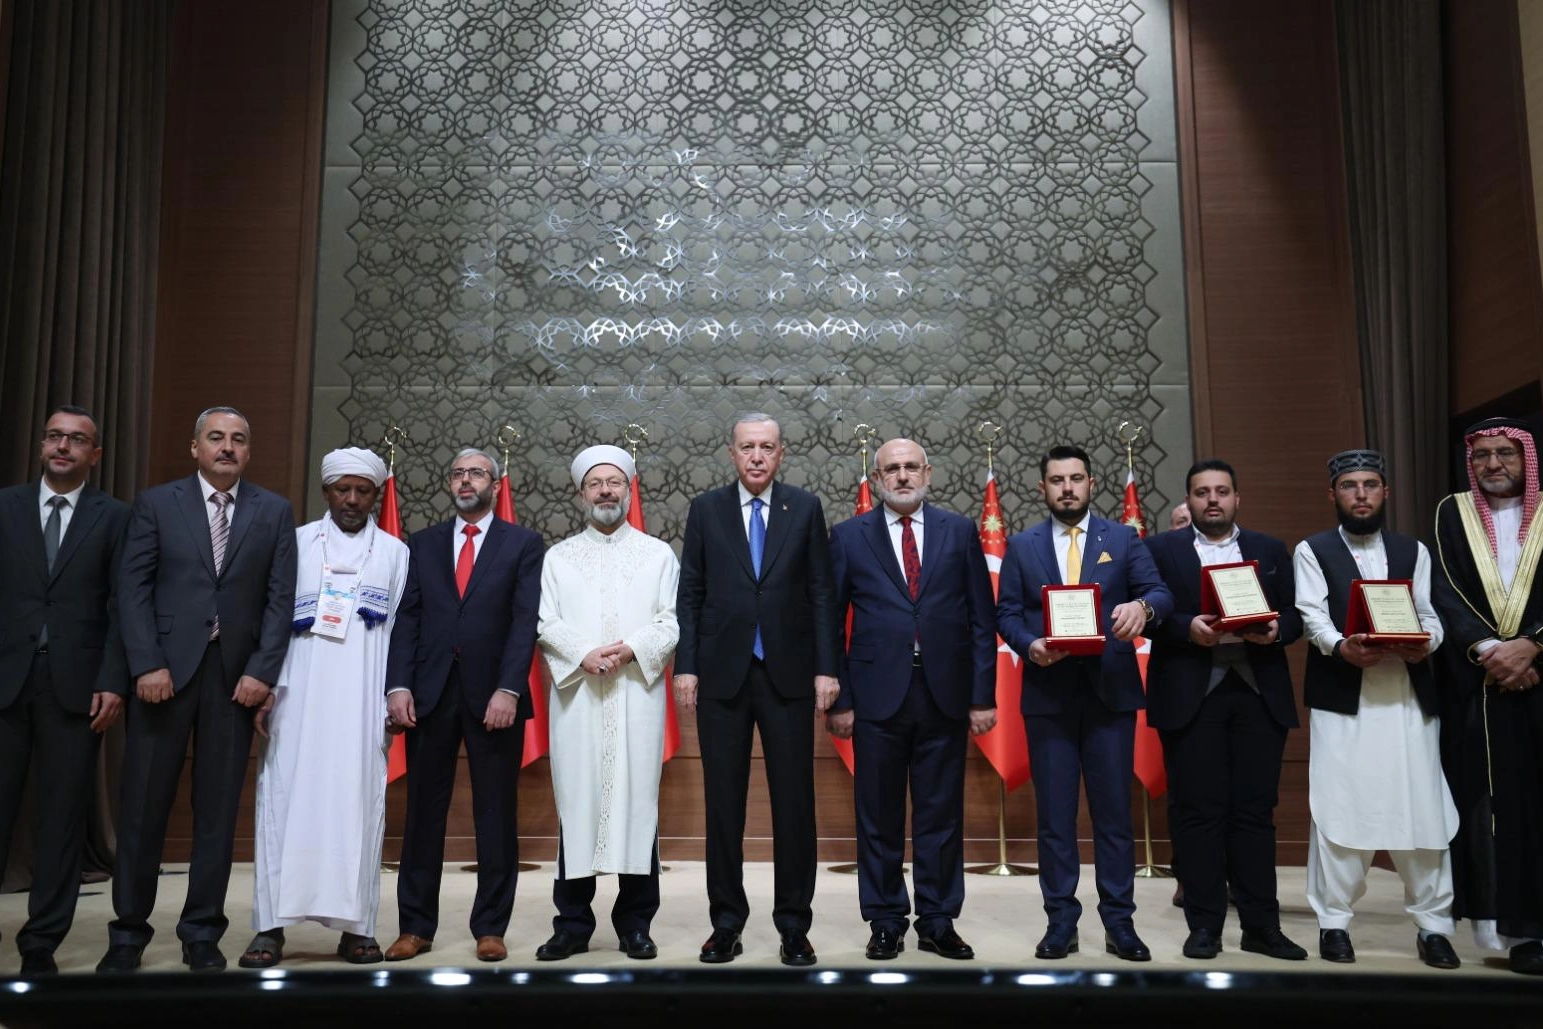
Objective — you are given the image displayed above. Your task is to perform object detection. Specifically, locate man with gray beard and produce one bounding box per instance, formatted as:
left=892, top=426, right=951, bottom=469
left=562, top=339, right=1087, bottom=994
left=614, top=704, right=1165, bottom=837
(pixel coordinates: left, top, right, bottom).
left=827, top=438, right=997, bottom=961
left=534, top=446, right=679, bottom=961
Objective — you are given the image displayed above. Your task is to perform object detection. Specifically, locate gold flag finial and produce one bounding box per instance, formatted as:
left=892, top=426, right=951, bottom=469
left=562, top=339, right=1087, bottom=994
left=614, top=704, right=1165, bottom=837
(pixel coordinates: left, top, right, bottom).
left=853, top=422, right=879, bottom=478
left=495, top=425, right=521, bottom=475
left=623, top=423, right=649, bottom=462
left=381, top=426, right=410, bottom=476
left=976, top=421, right=1003, bottom=477
left=1115, top=420, right=1145, bottom=475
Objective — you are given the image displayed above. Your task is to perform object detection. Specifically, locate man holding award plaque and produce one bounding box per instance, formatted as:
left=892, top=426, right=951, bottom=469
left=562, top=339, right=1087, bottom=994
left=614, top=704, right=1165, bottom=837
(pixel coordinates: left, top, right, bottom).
left=1432, top=417, right=1543, bottom=975
left=997, top=444, right=1172, bottom=962
left=1293, top=449, right=1459, bottom=969
left=1145, top=460, right=1305, bottom=962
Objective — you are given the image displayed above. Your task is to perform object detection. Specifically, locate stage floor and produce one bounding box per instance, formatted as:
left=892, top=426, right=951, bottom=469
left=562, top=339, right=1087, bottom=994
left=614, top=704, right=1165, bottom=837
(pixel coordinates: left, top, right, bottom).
left=0, top=859, right=1529, bottom=976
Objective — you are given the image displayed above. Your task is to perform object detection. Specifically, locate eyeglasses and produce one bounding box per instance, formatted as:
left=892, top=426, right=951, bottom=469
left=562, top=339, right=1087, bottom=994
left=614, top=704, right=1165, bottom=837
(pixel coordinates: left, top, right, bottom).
left=1334, top=479, right=1384, bottom=494
left=877, top=462, right=926, bottom=478
left=1471, top=446, right=1522, bottom=465
left=583, top=478, right=628, bottom=492
left=42, top=430, right=93, bottom=448
left=448, top=467, right=492, bottom=482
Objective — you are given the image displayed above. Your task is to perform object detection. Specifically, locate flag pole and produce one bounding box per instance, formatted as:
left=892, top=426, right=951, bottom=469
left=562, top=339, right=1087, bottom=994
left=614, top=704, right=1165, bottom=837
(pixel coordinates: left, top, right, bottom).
left=964, top=422, right=1036, bottom=877
left=828, top=424, right=883, bottom=875
left=380, top=427, right=409, bottom=874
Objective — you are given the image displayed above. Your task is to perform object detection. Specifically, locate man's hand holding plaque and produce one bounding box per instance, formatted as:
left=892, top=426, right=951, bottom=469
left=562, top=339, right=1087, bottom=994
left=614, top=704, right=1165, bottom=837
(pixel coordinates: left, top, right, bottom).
left=1345, top=579, right=1431, bottom=652
left=1199, top=559, right=1278, bottom=633
left=1041, top=583, right=1105, bottom=656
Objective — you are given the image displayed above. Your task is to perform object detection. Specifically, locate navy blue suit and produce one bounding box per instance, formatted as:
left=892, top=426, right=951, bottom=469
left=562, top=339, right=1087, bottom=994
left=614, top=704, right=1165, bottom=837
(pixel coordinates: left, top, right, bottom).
left=1144, top=527, right=1300, bottom=934
left=386, top=515, right=544, bottom=940
left=996, top=514, right=1172, bottom=931
left=830, top=503, right=996, bottom=936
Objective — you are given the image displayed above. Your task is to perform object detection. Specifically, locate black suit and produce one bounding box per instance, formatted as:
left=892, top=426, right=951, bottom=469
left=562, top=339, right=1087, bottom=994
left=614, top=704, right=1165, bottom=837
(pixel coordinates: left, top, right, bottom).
left=111, top=474, right=296, bottom=948
left=0, top=482, right=128, bottom=954
left=385, top=515, right=543, bottom=940
left=1144, top=527, right=1300, bottom=934
left=676, top=481, right=839, bottom=934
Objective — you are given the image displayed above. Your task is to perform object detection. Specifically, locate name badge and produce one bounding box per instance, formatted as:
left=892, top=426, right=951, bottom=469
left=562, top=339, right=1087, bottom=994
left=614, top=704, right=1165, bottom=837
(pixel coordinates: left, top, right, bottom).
left=313, top=565, right=358, bottom=640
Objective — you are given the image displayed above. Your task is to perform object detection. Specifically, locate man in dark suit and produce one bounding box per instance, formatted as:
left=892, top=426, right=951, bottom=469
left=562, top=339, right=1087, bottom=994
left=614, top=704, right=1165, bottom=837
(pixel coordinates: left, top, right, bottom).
left=1144, top=459, right=1306, bottom=961
left=827, top=438, right=997, bottom=961
left=382, top=447, right=543, bottom=965
left=997, top=444, right=1172, bottom=962
left=99, top=406, right=297, bottom=973
left=674, top=413, right=840, bottom=966
left=0, top=406, right=129, bottom=975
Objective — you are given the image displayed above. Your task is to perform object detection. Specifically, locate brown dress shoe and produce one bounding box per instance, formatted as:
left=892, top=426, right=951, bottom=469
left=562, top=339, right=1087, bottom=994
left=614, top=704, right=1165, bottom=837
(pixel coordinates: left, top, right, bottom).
left=384, top=933, right=433, bottom=961
left=476, top=936, right=507, bottom=962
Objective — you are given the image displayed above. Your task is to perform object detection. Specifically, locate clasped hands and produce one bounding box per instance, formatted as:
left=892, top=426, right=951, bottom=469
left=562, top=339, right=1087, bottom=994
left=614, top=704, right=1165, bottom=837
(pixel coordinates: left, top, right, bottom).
left=1481, top=637, right=1542, bottom=692
left=582, top=641, right=635, bottom=678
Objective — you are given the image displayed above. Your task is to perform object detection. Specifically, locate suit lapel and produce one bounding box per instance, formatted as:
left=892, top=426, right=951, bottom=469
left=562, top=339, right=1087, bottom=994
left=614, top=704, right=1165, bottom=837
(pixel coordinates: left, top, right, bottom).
left=220, top=483, right=258, bottom=576
left=49, top=487, right=105, bottom=583
left=757, top=484, right=793, bottom=580
left=1034, top=521, right=1062, bottom=586
left=916, top=505, right=942, bottom=598
left=1172, top=531, right=1203, bottom=608
left=461, top=517, right=508, bottom=605
left=14, top=486, right=50, bottom=586
left=863, top=507, right=910, bottom=599
left=1081, top=517, right=1110, bottom=581
left=722, top=487, right=756, bottom=581
left=176, top=476, right=219, bottom=579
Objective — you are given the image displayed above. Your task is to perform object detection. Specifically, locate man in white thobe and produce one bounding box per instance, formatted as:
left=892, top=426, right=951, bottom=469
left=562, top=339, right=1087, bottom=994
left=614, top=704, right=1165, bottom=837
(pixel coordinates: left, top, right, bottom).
left=243, top=447, right=408, bottom=967
left=534, top=444, right=679, bottom=961
left=1293, top=448, right=1461, bottom=969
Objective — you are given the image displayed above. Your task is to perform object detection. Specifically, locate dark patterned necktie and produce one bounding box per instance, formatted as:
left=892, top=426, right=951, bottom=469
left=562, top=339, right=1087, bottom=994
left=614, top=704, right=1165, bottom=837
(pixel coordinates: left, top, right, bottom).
left=900, top=515, right=921, bottom=601
left=209, top=491, right=231, bottom=639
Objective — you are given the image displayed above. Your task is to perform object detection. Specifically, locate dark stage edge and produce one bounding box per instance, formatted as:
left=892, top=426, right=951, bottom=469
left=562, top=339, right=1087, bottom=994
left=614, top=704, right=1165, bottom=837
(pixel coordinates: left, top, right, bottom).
left=2, top=967, right=1541, bottom=1028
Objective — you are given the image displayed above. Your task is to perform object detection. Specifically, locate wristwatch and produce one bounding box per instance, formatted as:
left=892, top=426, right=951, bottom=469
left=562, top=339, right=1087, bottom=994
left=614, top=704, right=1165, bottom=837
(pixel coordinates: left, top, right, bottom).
left=1332, top=639, right=1346, bottom=661
left=1138, top=598, right=1154, bottom=623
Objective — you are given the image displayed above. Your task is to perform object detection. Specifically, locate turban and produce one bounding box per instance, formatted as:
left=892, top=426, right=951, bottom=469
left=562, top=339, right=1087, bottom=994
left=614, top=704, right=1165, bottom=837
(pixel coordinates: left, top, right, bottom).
left=1326, top=449, right=1385, bottom=483
left=1464, top=417, right=1540, bottom=552
left=321, top=446, right=388, bottom=487
left=570, top=444, right=636, bottom=489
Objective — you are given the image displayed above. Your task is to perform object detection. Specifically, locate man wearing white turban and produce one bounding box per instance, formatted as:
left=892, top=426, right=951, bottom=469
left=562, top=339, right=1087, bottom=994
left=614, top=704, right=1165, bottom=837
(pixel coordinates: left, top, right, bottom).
left=533, top=444, right=679, bottom=960
left=241, top=446, right=408, bottom=967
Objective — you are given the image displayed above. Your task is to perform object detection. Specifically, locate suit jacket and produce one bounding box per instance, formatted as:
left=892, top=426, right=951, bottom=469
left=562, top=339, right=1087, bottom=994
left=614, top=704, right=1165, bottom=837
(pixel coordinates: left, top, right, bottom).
left=1143, top=527, right=1302, bottom=731
left=0, top=482, right=130, bottom=712
left=829, top=503, right=996, bottom=721
left=385, top=516, right=544, bottom=721
left=675, top=481, right=840, bottom=700
left=119, top=474, right=297, bottom=690
left=996, top=514, right=1173, bottom=715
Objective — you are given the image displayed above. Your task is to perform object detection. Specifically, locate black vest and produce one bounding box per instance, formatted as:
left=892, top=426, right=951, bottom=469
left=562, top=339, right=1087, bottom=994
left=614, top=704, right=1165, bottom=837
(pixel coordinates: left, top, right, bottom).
left=1302, top=529, right=1438, bottom=716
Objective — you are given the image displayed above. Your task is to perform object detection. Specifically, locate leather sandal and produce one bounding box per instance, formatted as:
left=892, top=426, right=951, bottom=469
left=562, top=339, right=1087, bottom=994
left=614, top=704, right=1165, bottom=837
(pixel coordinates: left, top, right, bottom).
left=338, top=932, right=384, bottom=964
left=238, top=930, right=285, bottom=969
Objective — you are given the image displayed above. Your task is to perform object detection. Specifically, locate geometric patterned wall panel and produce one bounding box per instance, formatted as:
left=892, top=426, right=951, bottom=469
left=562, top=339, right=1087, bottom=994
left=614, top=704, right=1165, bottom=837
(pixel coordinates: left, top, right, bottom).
left=314, top=0, right=1189, bottom=542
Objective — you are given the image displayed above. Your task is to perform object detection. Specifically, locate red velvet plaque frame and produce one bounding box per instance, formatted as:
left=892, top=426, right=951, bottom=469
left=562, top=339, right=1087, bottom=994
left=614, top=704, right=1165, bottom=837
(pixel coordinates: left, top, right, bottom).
left=1200, top=559, right=1278, bottom=632
left=1042, top=583, right=1105, bottom=656
left=1345, top=578, right=1431, bottom=644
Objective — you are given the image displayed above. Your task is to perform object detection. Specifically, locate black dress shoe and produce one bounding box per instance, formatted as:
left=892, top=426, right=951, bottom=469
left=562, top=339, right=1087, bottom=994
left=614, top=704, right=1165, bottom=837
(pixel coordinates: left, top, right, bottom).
left=182, top=940, right=227, bottom=972
left=536, top=930, right=590, bottom=961
left=779, top=931, right=816, bottom=967
left=1509, top=940, right=1543, bottom=975
left=95, top=943, right=142, bottom=974
left=1240, top=927, right=1307, bottom=961
left=917, top=928, right=974, bottom=960
left=1182, top=928, right=1221, bottom=959
left=699, top=928, right=743, bottom=964
left=1171, top=882, right=1185, bottom=908
left=865, top=927, right=904, bottom=960
left=19, top=949, right=57, bottom=976
left=1104, top=926, right=1152, bottom=962
left=1417, top=933, right=1460, bottom=969
left=1034, top=925, right=1078, bottom=959
left=619, top=930, right=657, bottom=960
left=1318, top=928, right=1355, bottom=963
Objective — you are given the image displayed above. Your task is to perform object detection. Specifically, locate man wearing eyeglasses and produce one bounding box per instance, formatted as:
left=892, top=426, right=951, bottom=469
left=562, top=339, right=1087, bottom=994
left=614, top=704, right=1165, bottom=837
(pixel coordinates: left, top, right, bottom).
left=1432, top=417, right=1543, bottom=975
left=1294, top=450, right=1458, bottom=969
left=0, top=407, right=129, bottom=975
left=382, top=447, right=544, bottom=965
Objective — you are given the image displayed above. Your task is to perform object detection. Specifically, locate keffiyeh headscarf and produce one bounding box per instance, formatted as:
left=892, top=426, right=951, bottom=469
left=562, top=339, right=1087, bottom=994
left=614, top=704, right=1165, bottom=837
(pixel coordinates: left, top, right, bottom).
left=1464, top=417, right=1540, bottom=555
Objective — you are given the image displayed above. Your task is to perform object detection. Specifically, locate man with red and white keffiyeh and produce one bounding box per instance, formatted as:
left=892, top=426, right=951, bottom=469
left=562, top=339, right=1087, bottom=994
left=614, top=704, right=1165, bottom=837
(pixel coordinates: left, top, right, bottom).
left=1432, top=416, right=1543, bottom=975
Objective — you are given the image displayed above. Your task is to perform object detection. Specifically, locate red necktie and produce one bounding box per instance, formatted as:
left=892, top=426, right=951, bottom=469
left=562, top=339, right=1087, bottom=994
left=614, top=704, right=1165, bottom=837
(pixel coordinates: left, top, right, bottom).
left=900, top=515, right=921, bottom=601
left=456, top=524, right=479, bottom=598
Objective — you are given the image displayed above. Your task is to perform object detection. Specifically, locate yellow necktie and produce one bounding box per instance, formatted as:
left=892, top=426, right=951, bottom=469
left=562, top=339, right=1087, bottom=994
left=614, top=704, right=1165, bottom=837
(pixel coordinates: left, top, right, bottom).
left=1066, top=526, right=1082, bottom=585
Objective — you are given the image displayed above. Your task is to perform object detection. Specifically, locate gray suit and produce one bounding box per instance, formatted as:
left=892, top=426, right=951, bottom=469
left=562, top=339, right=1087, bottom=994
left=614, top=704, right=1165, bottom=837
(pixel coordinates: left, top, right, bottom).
left=110, top=473, right=296, bottom=947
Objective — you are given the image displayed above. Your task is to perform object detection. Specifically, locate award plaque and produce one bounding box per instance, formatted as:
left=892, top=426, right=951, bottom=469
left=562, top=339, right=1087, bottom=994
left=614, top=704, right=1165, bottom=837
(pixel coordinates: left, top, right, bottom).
left=1345, top=579, right=1431, bottom=644
left=1199, top=560, right=1278, bottom=632
left=1042, top=583, right=1105, bottom=655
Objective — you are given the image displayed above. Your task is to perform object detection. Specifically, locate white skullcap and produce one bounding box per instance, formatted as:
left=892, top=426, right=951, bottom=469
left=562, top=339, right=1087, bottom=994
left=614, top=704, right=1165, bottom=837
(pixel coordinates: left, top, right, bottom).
left=321, top=446, right=389, bottom=487
left=570, top=444, right=636, bottom=488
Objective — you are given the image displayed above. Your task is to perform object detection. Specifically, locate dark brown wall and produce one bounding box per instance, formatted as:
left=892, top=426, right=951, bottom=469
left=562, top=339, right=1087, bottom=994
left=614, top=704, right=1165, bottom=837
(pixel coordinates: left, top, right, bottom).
left=1445, top=0, right=1543, bottom=416
left=1173, top=0, right=1364, bottom=861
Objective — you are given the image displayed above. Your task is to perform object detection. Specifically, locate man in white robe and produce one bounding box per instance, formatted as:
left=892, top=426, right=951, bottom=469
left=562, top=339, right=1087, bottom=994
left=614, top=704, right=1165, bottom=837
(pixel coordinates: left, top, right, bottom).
left=242, top=447, right=408, bottom=967
left=534, top=444, right=679, bottom=961
left=1293, top=449, right=1460, bottom=968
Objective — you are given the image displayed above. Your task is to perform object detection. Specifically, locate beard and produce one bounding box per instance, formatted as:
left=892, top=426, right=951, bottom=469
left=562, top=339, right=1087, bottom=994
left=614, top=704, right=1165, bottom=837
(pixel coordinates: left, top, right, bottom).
left=589, top=493, right=630, bottom=528
left=453, top=484, right=493, bottom=514
left=1048, top=495, right=1090, bottom=525
left=1336, top=504, right=1385, bottom=536
left=875, top=481, right=929, bottom=510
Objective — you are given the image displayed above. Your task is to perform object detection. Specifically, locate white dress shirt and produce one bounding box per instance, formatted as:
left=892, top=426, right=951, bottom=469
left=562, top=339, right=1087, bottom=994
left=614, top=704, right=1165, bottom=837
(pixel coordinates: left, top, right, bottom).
left=39, top=481, right=85, bottom=538
left=1052, top=511, right=1091, bottom=583
left=736, top=481, right=774, bottom=539
left=451, top=508, right=496, bottom=567
left=197, top=473, right=241, bottom=529
left=883, top=503, right=925, bottom=579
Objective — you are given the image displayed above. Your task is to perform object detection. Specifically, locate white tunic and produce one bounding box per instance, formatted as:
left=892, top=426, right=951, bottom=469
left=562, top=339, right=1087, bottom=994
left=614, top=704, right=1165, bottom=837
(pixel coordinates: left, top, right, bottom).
left=1293, top=529, right=1458, bottom=851
left=252, top=516, right=408, bottom=934
left=538, top=521, right=680, bottom=878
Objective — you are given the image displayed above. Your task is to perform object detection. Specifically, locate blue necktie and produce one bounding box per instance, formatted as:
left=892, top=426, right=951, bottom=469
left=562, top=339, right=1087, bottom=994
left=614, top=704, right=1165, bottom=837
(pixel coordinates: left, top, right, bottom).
left=750, top=497, right=765, bottom=660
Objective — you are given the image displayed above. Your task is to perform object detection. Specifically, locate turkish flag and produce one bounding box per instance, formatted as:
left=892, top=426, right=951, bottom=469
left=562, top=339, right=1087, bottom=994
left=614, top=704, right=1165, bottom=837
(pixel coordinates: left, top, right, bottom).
left=626, top=473, right=682, bottom=763
left=496, top=472, right=550, bottom=768
left=378, top=472, right=409, bottom=784
left=970, top=471, right=1031, bottom=791
left=1122, top=469, right=1167, bottom=797
left=827, top=479, right=871, bottom=775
